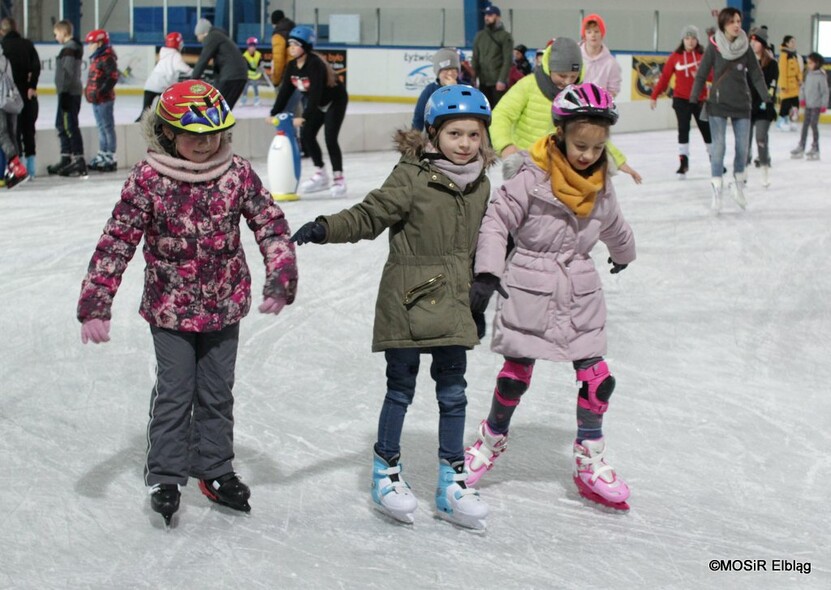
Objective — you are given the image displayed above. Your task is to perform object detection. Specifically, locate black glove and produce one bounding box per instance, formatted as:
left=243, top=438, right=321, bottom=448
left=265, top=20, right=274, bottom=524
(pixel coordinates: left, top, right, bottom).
left=469, top=273, right=509, bottom=314
left=608, top=257, right=628, bottom=274
left=472, top=310, right=487, bottom=339
left=290, top=221, right=327, bottom=245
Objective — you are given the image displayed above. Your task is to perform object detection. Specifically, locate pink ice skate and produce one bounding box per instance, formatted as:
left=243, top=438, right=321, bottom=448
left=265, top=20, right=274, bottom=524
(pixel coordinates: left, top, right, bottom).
left=573, top=438, right=630, bottom=511
left=464, top=420, right=508, bottom=486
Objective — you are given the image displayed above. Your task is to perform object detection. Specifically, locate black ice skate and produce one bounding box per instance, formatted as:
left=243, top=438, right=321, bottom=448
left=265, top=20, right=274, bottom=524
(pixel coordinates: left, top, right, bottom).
left=675, top=155, right=689, bottom=178
left=198, top=472, right=251, bottom=512
left=58, top=157, right=89, bottom=178
left=150, top=483, right=181, bottom=526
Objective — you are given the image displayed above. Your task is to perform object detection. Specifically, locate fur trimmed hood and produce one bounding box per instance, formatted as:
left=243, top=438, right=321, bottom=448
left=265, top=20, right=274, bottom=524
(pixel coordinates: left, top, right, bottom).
left=392, top=127, right=497, bottom=169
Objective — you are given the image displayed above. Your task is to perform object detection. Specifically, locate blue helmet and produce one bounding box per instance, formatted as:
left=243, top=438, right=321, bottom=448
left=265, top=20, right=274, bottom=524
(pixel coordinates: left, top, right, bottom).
left=289, top=26, right=316, bottom=48
left=424, top=85, right=492, bottom=129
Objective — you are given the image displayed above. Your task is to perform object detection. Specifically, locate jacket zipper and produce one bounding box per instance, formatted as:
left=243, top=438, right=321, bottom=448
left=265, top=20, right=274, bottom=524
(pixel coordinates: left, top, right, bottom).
left=403, top=273, right=445, bottom=305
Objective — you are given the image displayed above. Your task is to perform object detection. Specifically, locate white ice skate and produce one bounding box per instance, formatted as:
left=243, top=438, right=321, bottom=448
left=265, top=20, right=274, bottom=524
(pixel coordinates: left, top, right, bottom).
left=329, top=175, right=347, bottom=198
left=806, top=147, right=820, bottom=161
left=573, top=438, right=630, bottom=511
left=790, top=146, right=804, bottom=159
left=710, top=177, right=723, bottom=215
left=730, top=171, right=747, bottom=209
left=371, top=452, right=418, bottom=524
left=435, top=459, right=488, bottom=530
left=300, top=168, right=330, bottom=194
left=760, top=165, right=770, bottom=188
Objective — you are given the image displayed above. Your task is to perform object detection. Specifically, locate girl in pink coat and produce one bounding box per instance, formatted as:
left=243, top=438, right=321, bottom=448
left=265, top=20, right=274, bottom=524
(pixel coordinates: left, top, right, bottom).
left=465, top=83, right=636, bottom=511
left=76, top=81, right=297, bottom=525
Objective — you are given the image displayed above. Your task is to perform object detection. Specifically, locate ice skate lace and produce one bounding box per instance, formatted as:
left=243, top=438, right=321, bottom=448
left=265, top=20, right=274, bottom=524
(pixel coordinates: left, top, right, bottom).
left=148, top=483, right=180, bottom=495
left=577, top=447, right=615, bottom=485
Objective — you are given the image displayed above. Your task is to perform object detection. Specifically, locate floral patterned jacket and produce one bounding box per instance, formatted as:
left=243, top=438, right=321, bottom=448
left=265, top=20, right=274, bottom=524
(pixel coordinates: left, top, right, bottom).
left=77, top=133, right=297, bottom=332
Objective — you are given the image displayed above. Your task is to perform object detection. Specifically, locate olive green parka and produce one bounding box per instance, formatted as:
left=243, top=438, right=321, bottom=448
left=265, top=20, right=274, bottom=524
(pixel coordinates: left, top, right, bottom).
left=320, top=129, right=496, bottom=352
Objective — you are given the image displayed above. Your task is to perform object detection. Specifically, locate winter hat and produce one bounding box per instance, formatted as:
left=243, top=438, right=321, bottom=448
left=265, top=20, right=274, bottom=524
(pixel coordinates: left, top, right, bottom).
left=271, top=10, right=285, bottom=25
left=548, top=37, right=582, bottom=73
left=749, top=27, right=770, bottom=49
left=514, top=44, right=528, bottom=54
left=681, top=25, right=700, bottom=40
left=581, top=14, right=606, bottom=39
left=194, top=18, right=212, bottom=37
left=483, top=5, right=501, bottom=17
left=432, top=48, right=461, bottom=76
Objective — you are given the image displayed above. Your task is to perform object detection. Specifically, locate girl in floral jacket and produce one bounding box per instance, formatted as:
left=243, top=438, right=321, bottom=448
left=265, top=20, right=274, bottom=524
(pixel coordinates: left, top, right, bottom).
left=76, top=81, right=297, bottom=526
left=465, top=83, right=636, bottom=512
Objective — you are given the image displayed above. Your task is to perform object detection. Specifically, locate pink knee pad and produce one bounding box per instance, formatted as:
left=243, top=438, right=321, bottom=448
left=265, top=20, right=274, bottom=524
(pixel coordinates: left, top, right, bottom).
left=495, top=360, right=534, bottom=406
left=576, top=361, right=615, bottom=414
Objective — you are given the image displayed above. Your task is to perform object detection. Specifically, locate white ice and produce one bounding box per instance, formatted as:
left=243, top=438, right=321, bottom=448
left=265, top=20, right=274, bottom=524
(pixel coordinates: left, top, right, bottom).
left=2, top=107, right=830, bottom=589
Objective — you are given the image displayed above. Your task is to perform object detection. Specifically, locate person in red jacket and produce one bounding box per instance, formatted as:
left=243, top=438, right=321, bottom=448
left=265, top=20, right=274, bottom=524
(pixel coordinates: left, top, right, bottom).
left=650, top=25, right=712, bottom=178
left=84, top=29, right=119, bottom=171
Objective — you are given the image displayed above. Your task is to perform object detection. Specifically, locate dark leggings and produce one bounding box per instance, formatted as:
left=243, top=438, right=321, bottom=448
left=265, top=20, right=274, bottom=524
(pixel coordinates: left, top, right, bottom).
left=302, top=94, right=348, bottom=172
left=17, top=97, right=38, bottom=157
left=779, top=96, right=799, bottom=119
left=673, top=97, right=712, bottom=145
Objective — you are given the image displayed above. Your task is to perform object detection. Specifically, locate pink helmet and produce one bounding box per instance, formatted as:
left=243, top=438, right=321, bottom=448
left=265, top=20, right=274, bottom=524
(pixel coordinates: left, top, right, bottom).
left=246, top=36, right=258, bottom=46
left=551, top=82, right=618, bottom=125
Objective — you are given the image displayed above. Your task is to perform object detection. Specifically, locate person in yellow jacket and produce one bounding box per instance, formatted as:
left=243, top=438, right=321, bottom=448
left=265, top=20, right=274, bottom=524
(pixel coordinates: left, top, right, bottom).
left=270, top=10, right=295, bottom=87
left=241, top=37, right=264, bottom=106
left=490, top=37, right=641, bottom=183
left=777, top=35, right=803, bottom=130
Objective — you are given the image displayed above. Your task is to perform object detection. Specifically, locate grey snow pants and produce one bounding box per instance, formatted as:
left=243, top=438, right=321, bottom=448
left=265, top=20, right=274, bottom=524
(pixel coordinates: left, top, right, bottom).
left=145, top=323, right=240, bottom=487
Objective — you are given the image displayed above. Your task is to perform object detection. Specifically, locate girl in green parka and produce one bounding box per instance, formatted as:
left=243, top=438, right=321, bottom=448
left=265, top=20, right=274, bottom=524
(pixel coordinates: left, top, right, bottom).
left=291, top=85, right=496, bottom=530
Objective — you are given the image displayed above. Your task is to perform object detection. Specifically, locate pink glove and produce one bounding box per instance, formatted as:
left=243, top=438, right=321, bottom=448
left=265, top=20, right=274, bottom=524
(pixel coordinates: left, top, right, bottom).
left=81, top=319, right=111, bottom=344
left=258, top=296, right=287, bottom=315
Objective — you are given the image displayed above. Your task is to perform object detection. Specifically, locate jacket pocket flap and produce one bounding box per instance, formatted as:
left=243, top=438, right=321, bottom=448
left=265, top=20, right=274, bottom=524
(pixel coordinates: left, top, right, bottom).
left=505, top=266, right=556, bottom=295
left=571, top=271, right=602, bottom=295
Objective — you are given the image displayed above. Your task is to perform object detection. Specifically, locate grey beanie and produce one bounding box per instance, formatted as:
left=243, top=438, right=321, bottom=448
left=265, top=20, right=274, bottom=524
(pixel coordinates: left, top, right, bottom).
left=548, top=37, right=582, bottom=73
left=682, top=25, right=700, bottom=40
left=194, top=18, right=212, bottom=37
left=432, top=48, right=461, bottom=76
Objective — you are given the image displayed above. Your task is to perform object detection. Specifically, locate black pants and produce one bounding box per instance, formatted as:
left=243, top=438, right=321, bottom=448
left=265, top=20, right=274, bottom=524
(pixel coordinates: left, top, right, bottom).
left=216, top=79, right=247, bottom=110
left=303, top=94, right=348, bottom=172
left=479, top=84, right=505, bottom=108
left=16, top=97, right=38, bottom=157
left=136, top=90, right=160, bottom=122
left=673, top=97, right=711, bottom=145
left=779, top=96, right=799, bottom=119
left=55, top=93, right=83, bottom=156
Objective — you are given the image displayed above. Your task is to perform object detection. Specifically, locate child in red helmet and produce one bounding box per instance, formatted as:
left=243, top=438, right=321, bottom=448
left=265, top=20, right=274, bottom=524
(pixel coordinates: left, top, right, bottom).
left=77, top=81, right=298, bottom=526
left=137, top=32, right=192, bottom=122
left=84, top=28, right=118, bottom=172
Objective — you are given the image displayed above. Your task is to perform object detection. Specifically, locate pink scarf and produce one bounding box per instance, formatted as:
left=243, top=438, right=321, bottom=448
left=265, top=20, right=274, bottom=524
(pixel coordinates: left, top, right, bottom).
left=145, top=143, right=234, bottom=182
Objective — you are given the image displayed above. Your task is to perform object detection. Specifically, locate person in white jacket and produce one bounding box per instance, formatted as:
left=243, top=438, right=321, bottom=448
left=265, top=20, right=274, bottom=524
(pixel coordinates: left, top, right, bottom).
left=135, top=32, right=192, bottom=121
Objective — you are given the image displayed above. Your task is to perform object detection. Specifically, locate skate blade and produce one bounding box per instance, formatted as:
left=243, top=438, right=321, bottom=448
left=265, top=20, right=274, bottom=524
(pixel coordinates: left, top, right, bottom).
left=573, top=477, right=630, bottom=512
left=371, top=500, right=415, bottom=525
left=273, top=193, right=299, bottom=202
left=436, top=509, right=487, bottom=532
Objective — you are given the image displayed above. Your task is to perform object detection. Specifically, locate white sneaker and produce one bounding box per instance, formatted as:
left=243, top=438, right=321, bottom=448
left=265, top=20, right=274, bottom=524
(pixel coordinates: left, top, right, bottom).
left=300, top=168, right=329, bottom=193
left=330, top=175, right=347, bottom=198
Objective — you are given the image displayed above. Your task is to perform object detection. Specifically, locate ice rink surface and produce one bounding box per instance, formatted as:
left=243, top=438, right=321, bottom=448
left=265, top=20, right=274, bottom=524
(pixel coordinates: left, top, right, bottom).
left=2, top=113, right=830, bottom=589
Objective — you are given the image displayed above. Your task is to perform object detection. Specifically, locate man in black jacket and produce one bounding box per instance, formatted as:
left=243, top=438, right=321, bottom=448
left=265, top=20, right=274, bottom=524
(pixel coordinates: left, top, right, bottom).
left=192, top=18, right=248, bottom=109
left=0, top=17, right=40, bottom=178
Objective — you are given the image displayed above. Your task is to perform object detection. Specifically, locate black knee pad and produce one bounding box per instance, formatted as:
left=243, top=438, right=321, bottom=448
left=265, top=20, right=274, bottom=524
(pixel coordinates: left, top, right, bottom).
left=496, top=377, right=529, bottom=401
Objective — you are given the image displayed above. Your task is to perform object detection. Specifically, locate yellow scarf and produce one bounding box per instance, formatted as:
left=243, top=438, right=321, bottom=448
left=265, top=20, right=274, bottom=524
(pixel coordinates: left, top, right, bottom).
left=529, top=136, right=604, bottom=217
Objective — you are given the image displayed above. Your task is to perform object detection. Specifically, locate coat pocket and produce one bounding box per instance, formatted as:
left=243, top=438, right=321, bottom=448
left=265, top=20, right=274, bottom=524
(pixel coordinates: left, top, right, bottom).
left=570, top=271, right=606, bottom=331
left=500, top=266, right=556, bottom=337
left=404, top=273, right=455, bottom=340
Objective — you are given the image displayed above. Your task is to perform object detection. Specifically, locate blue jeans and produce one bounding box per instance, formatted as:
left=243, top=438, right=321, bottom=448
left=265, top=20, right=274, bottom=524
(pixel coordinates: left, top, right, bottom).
left=376, top=346, right=468, bottom=462
left=92, top=100, right=116, bottom=154
left=708, top=115, right=750, bottom=177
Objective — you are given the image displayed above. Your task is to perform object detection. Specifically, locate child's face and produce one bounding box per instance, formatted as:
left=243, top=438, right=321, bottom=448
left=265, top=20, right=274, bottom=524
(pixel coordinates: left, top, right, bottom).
left=584, top=24, right=603, bottom=46
left=513, top=49, right=524, bottom=61
left=288, top=40, right=305, bottom=58
left=247, top=45, right=257, bottom=54
left=54, top=29, right=68, bottom=43
left=806, top=59, right=817, bottom=71
left=437, top=67, right=458, bottom=87
left=436, top=118, right=483, bottom=165
left=561, top=122, right=609, bottom=171
left=550, top=71, right=580, bottom=89
left=683, top=36, right=698, bottom=51
left=165, top=129, right=222, bottom=163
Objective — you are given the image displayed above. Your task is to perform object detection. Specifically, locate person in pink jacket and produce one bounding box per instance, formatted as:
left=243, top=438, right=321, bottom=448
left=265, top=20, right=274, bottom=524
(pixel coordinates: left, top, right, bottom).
left=76, top=81, right=298, bottom=526
left=465, top=83, right=636, bottom=511
left=579, top=14, right=622, bottom=97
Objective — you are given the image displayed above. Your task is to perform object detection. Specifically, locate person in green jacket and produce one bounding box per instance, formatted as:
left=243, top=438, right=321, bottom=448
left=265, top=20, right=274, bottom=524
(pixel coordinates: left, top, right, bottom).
left=491, top=37, right=642, bottom=183
left=472, top=5, right=513, bottom=107
left=290, top=85, right=496, bottom=530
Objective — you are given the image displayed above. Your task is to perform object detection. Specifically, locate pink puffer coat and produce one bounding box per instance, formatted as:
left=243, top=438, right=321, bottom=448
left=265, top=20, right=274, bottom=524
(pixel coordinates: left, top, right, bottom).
left=475, top=154, right=635, bottom=361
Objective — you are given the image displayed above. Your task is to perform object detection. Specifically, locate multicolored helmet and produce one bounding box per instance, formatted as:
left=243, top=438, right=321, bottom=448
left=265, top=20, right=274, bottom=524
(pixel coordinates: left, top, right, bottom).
left=289, top=26, right=315, bottom=48
left=165, top=32, right=184, bottom=50
left=155, top=81, right=236, bottom=134
left=85, top=29, right=109, bottom=44
left=424, top=84, right=492, bottom=128
left=551, top=82, right=618, bottom=125
left=246, top=36, right=258, bottom=46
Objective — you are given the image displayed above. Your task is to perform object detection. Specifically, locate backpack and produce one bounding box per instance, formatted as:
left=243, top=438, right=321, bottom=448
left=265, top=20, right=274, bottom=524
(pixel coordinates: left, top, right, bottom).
left=0, top=58, right=23, bottom=115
